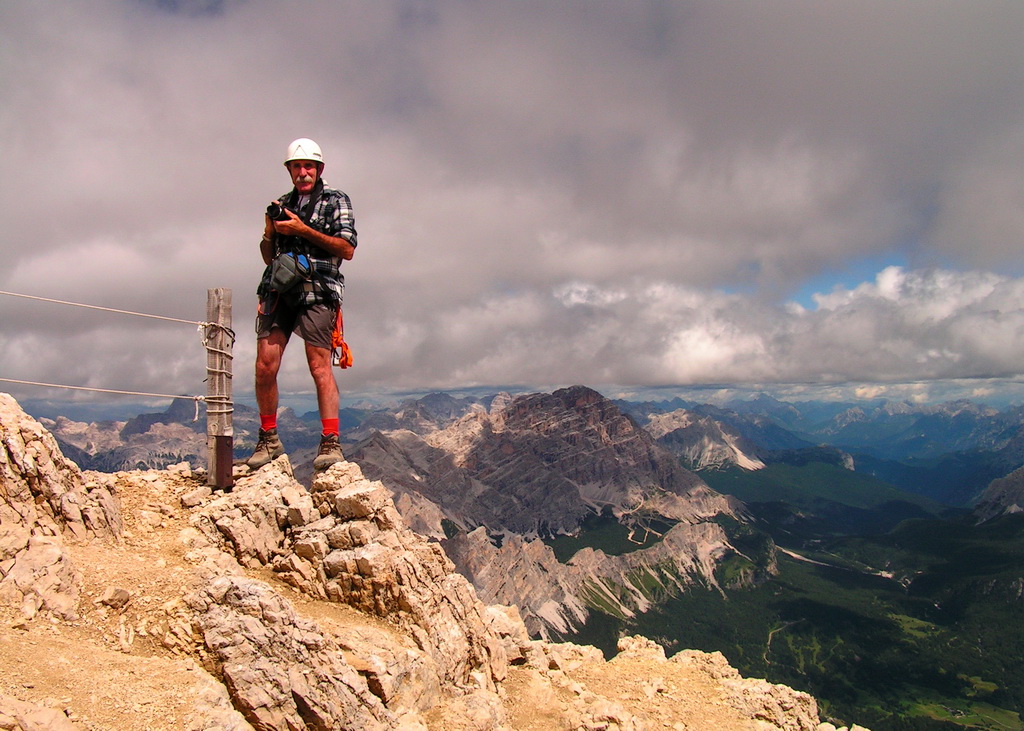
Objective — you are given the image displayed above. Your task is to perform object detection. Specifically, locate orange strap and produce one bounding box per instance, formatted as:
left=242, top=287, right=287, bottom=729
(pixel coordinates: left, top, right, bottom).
left=332, top=307, right=353, bottom=369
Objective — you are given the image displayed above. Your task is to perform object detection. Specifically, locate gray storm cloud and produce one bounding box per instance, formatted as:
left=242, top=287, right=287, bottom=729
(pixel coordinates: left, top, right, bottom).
left=1, top=0, right=1023, bottom=408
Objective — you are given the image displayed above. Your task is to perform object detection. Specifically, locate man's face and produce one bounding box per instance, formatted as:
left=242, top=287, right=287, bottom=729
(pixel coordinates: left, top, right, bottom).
left=287, top=159, right=321, bottom=194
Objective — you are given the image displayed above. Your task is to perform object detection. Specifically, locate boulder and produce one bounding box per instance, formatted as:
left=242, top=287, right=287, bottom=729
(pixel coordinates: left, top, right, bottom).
left=189, top=576, right=392, bottom=731
left=0, top=393, right=121, bottom=620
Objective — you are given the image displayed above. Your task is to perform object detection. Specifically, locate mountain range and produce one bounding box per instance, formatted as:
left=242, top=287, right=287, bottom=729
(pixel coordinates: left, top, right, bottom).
left=3, top=391, right=833, bottom=731
left=33, top=385, right=1024, bottom=729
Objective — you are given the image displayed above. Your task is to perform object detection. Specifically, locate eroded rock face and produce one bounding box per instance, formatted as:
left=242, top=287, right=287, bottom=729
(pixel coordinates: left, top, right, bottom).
left=353, top=386, right=737, bottom=538
left=188, top=576, right=393, bottom=731
left=191, top=458, right=508, bottom=694
left=975, top=464, right=1024, bottom=522
left=648, top=410, right=768, bottom=471
left=0, top=393, right=121, bottom=620
left=443, top=515, right=746, bottom=638
left=444, top=529, right=590, bottom=637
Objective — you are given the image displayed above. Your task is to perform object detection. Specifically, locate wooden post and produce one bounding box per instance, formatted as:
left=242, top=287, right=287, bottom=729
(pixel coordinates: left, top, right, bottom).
left=206, top=288, right=234, bottom=489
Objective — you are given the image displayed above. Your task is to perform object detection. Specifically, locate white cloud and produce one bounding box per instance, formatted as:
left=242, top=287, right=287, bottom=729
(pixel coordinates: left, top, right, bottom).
left=2, top=1, right=1024, bottom=409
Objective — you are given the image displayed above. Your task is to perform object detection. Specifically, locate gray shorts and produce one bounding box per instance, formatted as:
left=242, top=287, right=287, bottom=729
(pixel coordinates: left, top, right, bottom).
left=256, top=299, right=335, bottom=350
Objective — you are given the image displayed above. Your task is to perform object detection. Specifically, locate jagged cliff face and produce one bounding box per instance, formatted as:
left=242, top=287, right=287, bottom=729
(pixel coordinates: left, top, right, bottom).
left=646, top=409, right=767, bottom=471
left=349, top=386, right=763, bottom=638
left=442, top=520, right=740, bottom=637
left=349, top=393, right=493, bottom=441
left=975, top=465, right=1024, bottom=522
left=0, top=392, right=833, bottom=731
left=354, top=386, right=737, bottom=536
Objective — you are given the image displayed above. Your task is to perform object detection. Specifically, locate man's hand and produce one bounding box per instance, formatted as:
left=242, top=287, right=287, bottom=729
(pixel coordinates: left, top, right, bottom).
left=272, top=209, right=355, bottom=260
left=272, top=208, right=307, bottom=237
left=263, top=205, right=278, bottom=239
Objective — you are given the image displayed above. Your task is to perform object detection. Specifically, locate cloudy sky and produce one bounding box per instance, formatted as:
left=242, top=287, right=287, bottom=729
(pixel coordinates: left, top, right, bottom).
left=3, top=0, right=1024, bottom=414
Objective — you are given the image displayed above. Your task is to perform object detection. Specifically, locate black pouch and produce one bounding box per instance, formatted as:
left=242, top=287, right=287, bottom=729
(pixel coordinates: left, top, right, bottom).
left=270, top=251, right=311, bottom=293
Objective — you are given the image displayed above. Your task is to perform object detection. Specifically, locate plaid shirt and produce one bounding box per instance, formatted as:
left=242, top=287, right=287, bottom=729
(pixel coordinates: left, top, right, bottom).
left=258, top=181, right=357, bottom=306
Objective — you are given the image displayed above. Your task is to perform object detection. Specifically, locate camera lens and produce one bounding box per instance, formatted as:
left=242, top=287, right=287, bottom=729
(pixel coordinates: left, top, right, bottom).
left=266, top=202, right=289, bottom=221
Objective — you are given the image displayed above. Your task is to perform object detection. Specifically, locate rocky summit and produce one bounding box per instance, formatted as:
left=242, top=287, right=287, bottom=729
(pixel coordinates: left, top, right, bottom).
left=352, top=386, right=732, bottom=537
left=0, top=391, right=866, bottom=731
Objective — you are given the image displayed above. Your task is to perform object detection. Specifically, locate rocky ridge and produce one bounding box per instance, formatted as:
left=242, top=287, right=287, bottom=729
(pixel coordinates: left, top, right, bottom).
left=40, top=398, right=206, bottom=473
left=353, top=387, right=732, bottom=538
left=351, top=387, right=763, bottom=638
left=441, top=519, right=751, bottom=638
left=40, top=402, right=324, bottom=475
left=974, top=464, right=1024, bottom=522
left=1, top=391, right=864, bottom=730
left=645, top=410, right=766, bottom=472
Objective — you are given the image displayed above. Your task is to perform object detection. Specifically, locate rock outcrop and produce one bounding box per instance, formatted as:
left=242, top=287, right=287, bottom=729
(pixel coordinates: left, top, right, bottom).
left=0, top=392, right=862, bottom=731
left=443, top=520, right=742, bottom=637
left=188, top=575, right=394, bottom=730
left=189, top=457, right=508, bottom=698
left=619, top=636, right=820, bottom=731
left=974, top=464, right=1024, bottom=522
left=1, top=392, right=121, bottom=621
left=646, top=409, right=766, bottom=471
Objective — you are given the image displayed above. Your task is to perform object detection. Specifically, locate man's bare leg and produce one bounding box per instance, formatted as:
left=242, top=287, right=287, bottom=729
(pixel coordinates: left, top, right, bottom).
left=248, top=330, right=289, bottom=468
left=307, top=341, right=343, bottom=469
left=305, top=341, right=339, bottom=420
left=255, top=329, right=288, bottom=416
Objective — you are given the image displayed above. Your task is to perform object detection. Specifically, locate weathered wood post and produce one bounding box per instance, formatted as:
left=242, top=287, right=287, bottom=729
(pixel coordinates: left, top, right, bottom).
left=205, top=288, right=234, bottom=489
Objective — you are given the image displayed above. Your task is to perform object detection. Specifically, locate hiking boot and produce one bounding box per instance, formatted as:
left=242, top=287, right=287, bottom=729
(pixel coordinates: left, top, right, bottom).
left=313, top=432, right=344, bottom=471
left=246, top=428, right=285, bottom=469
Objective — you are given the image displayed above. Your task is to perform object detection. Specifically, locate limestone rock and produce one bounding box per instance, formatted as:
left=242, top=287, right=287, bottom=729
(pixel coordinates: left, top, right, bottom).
left=444, top=520, right=738, bottom=638
left=975, top=464, right=1024, bottom=522
left=192, top=457, right=509, bottom=695
left=351, top=386, right=761, bottom=639
left=0, top=393, right=122, bottom=620
left=189, top=575, right=393, bottom=731
left=0, top=692, right=79, bottom=731
left=671, top=649, right=821, bottom=731
left=0, top=393, right=122, bottom=543
left=97, top=586, right=131, bottom=610
left=647, top=409, right=768, bottom=471
left=352, top=386, right=733, bottom=538
left=339, top=626, right=443, bottom=715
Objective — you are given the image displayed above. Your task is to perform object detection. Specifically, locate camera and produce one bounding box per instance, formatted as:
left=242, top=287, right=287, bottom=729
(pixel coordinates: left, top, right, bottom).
left=266, top=201, right=290, bottom=221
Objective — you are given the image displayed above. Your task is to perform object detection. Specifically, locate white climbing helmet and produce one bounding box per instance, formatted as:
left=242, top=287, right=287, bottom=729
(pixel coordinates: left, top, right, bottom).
left=284, top=138, right=324, bottom=165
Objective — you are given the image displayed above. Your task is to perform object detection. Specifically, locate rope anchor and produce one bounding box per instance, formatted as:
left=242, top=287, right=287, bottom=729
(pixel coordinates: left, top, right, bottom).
left=0, top=289, right=231, bottom=427
left=0, top=287, right=235, bottom=488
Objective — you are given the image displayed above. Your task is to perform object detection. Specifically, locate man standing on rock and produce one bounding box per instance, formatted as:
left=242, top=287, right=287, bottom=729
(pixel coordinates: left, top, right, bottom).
left=247, top=138, right=357, bottom=472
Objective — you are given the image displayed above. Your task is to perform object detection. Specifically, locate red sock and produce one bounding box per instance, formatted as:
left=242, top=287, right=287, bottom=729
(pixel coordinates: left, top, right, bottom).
left=261, top=414, right=277, bottom=431
left=321, top=418, right=339, bottom=437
